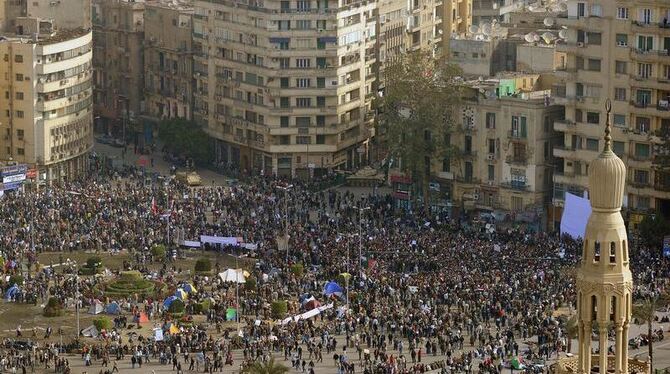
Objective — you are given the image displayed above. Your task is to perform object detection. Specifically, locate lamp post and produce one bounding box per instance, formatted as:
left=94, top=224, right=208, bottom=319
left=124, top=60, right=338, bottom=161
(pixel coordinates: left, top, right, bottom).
left=277, top=184, right=293, bottom=265
left=358, top=204, right=370, bottom=280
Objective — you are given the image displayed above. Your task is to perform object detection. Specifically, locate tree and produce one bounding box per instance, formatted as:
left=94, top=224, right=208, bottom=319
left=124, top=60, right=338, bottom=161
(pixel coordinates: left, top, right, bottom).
left=241, top=358, right=289, bottom=374
left=271, top=300, right=288, bottom=319
left=637, top=214, right=669, bottom=249
left=632, top=294, right=670, bottom=372
left=194, top=258, right=212, bottom=273
left=565, top=315, right=578, bottom=353
left=158, top=119, right=214, bottom=166
left=380, top=50, right=462, bottom=214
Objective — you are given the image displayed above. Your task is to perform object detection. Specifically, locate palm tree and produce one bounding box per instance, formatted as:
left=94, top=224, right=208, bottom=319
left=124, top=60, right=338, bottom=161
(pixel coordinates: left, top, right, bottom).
left=241, top=358, right=290, bottom=374
left=565, top=316, right=579, bottom=353
left=632, top=294, right=670, bottom=373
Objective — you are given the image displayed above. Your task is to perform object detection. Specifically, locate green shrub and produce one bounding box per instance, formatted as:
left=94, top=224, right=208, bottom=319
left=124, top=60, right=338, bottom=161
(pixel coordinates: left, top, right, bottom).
left=271, top=300, right=288, bottom=319
left=290, top=263, right=304, bottom=278
left=245, top=277, right=257, bottom=291
left=43, top=297, right=64, bottom=317
left=192, top=299, right=211, bottom=315
left=194, top=258, right=212, bottom=273
left=78, top=267, right=97, bottom=276
left=151, top=244, right=167, bottom=258
left=168, top=299, right=185, bottom=314
left=119, top=271, right=143, bottom=283
left=86, top=256, right=102, bottom=269
left=92, top=317, right=113, bottom=331
left=8, top=275, right=23, bottom=287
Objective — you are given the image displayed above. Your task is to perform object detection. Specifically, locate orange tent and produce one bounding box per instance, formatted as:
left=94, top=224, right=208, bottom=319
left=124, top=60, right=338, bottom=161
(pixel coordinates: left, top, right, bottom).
left=139, top=312, right=149, bottom=324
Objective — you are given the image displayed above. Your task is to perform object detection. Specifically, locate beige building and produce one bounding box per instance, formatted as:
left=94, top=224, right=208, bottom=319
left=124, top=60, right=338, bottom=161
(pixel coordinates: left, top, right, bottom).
left=92, top=0, right=145, bottom=137
left=143, top=1, right=194, bottom=122
left=442, top=0, right=472, bottom=52
left=193, top=0, right=378, bottom=177
left=0, top=10, right=94, bottom=181
left=436, top=74, right=562, bottom=219
left=552, top=0, right=670, bottom=228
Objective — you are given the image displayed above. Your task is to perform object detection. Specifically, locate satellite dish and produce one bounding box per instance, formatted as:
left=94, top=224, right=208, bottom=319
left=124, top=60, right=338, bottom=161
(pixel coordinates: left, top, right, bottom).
left=557, top=2, right=567, bottom=11
left=438, top=29, right=443, bottom=35
left=492, top=2, right=498, bottom=9
left=558, top=29, right=567, bottom=39
left=542, top=32, right=556, bottom=41
left=524, top=33, right=535, bottom=43
left=481, top=23, right=492, bottom=36
left=469, top=25, right=480, bottom=34
left=533, top=34, right=541, bottom=42
left=544, top=17, right=554, bottom=27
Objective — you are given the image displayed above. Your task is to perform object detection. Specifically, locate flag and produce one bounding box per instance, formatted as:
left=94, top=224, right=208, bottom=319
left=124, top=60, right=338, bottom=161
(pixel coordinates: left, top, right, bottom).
left=151, top=197, right=158, bottom=215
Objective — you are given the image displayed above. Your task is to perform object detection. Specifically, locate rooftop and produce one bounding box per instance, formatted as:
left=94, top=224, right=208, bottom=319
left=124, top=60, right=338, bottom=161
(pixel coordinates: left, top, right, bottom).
left=1, top=27, right=90, bottom=45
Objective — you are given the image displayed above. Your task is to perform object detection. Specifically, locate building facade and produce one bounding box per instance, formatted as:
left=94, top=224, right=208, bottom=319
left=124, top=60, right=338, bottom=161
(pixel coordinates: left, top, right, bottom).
left=438, top=74, right=562, bottom=223
left=143, top=1, right=194, bottom=122
left=552, top=0, right=670, bottom=228
left=0, top=20, right=93, bottom=181
left=92, top=0, right=145, bottom=137
left=193, top=0, right=377, bottom=177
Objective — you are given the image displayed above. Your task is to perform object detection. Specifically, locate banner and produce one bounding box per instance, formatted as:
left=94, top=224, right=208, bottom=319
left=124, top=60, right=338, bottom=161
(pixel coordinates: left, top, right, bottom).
left=663, top=236, right=670, bottom=258
left=200, top=236, right=238, bottom=246
left=560, top=192, right=591, bottom=239
left=154, top=328, right=164, bottom=342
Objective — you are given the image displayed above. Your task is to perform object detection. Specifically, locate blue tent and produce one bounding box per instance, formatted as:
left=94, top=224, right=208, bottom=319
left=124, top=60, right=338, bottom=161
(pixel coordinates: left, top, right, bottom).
left=4, top=284, right=19, bottom=300
left=163, top=296, right=178, bottom=310
left=106, top=302, right=120, bottom=315
left=323, top=281, right=344, bottom=297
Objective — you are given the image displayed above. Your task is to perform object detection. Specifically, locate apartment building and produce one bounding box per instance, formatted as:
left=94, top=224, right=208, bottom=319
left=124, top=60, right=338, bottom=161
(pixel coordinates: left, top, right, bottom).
left=434, top=74, right=562, bottom=224
left=441, top=0, right=471, bottom=53
left=92, top=0, right=145, bottom=136
left=552, top=0, right=670, bottom=228
left=0, top=3, right=94, bottom=181
left=143, top=1, right=194, bottom=122
left=193, top=0, right=377, bottom=177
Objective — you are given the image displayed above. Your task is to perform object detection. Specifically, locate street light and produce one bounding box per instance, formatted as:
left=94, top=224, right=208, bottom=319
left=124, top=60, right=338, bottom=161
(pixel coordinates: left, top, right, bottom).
left=358, top=204, right=371, bottom=280
left=276, top=184, right=293, bottom=264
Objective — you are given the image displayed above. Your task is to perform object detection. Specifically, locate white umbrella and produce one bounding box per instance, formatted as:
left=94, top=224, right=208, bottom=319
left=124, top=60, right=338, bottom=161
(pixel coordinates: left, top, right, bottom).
left=218, top=269, right=246, bottom=284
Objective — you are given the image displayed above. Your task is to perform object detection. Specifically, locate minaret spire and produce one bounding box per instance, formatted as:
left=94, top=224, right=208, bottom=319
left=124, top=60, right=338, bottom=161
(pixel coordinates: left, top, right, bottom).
left=604, top=98, right=612, bottom=153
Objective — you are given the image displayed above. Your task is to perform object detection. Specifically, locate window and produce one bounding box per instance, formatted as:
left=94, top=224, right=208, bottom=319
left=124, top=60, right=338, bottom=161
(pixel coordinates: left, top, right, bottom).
left=577, top=2, right=585, bottom=17
left=634, top=170, right=649, bottom=185
left=296, top=0, right=311, bottom=10
left=279, top=135, right=290, bottom=145
left=488, top=165, right=495, bottom=181
left=16, top=110, right=24, bottom=118
left=280, top=77, right=289, bottom=88
left=316, top=135, right=325, bottom=144
left=638, top=35, right=653, bottom=51
left=615, top=61, right=627, bottom=74
left=279, top=58, right=290, bottom=69
left=296, top=117, right=310, bottom=127
left=486, top=112, right=496, bottom=129
left=15, top=92, right=24, bottom=100
left=278, top=41, right=290, bottom=50
left=15, top=74, right=23, bottom=81
left=17, top=148, right=24, bottom=156
left=587, top=59, right=601, bottom=71
left=587, top=32, right=601, bottom=45
left=586, top=138, right=599, bottom=151
left=316, top=115, right=325, bottom=126
left=614, top=88, right=626, bottom=101
left=640, top=8, right=652, bottom=24
left=616, top=34, right=628, bottom=47
left=16, top=129, right=24, bottom=140
left=296, top=97, right=311, bottom=107
left=613, top=114, right=626, bottom=127
left=638, top=63, right=652, bottom=78
left=636, top=117, right=651, bottom=133
left=316, top=96, right=325, bottom=107
left=14, top=55, right=22, bottom=63
left=316, top=77, right=325, bottom=88
left=638, top=196, right=650, bottom=209
left=488, top=139, right=495, bottom=154
left=613, top=141, right=625, bottom=157
left=635, top=143, right=650, bottom=158
left=511, top=116, right=527, bottom=138
left=586, top=112, right=600, bottom=124
left=296, top=58, right=310, bottom=68
left=280, top=97, right=290, bottom=108
left=296, top=136, right=311, bottom=144
left=280, top=116, right=289, bottom=127
left=511, top=196, right=523, bottom=211
left=636, top=89, right=652, bottom=105
left=617, top=7, right=629, bottom=20
left=296, top=78, right=310, bottom=88
left=295, top=20, right=311, bottom=29
left=442, top=158, right=450, bottom=173
left=590, top=4, right=602, bottom=17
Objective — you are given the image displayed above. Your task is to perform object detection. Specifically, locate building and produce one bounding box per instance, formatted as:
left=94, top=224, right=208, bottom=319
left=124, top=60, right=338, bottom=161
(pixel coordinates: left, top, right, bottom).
left=92, top=0, right=145, bottom=138
left=441, top=0, right=471, bottom=52
left=143, top=1, right=194, bottom=123
left=437, top=74, right=562, bottom=226
left=556, top=102, right=648, bottom=374
left=552, top=0, right=670, bottom=229
left=192, top=0, right=378, bottom=177
left=0, top=3, right=94, bottom=181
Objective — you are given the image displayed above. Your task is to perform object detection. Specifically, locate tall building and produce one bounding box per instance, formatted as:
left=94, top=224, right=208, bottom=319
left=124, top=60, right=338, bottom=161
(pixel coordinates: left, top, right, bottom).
left=193, top=0, right=377, bottom=177
left=92, top=0, right=145, bottom=137
left=0, top=0, right=94, bottom=181
left=552, top=0, right=670, bottom=229
left=436, top=74, right=562, bottom=224
left=143, top=1, right=194, bottom=122
left=442, top=0, right=471, bottom=51
left=556, top=102, right=647, bottom=374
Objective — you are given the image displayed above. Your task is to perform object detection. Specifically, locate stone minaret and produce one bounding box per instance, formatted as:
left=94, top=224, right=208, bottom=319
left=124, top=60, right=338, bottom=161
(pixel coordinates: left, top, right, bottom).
left=576, top=99, right=633, bottom=374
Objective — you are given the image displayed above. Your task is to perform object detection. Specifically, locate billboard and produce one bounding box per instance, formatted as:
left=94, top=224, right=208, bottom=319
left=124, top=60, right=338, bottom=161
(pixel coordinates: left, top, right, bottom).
left=1, top=164, right=27, bottom=191
left=663, top=236, right=670, bottom=258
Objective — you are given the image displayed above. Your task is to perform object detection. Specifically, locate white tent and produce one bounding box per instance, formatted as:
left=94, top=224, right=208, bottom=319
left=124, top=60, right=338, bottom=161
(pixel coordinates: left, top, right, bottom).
left=88, top=300, right=104, bottom=315
left=81, top=325, right=99, bottom=338
left=218, top=269, right=246, bottom=283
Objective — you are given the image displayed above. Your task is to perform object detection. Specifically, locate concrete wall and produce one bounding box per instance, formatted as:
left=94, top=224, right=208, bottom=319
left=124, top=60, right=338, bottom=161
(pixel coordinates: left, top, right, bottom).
left=516, top=44, right=556, bottom=73
left=26, top=0, right=92, bottom=30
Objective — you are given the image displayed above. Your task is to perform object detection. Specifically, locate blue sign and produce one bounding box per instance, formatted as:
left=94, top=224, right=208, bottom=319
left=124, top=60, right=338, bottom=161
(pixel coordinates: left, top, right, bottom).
left=664, top=236, right=670, bottom=258
left=1, top=164, right=27, bottom=191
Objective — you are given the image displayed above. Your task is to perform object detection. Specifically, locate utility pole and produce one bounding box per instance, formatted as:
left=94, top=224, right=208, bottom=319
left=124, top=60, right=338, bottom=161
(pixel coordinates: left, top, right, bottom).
left=358, top=204, right=370, bottom=280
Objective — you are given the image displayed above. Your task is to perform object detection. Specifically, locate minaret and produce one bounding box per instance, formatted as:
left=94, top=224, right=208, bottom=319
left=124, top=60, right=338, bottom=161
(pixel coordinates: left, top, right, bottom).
left=576, top=99, right=633, bottom=374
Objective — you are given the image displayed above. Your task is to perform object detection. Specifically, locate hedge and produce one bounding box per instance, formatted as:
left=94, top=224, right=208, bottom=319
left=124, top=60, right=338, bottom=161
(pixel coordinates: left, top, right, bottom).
left=271, top=300, right=288, bottom=319
left=92, top=317, right=113, bottom=331
left=194, top=258, right=212, bottom=273
left=43, top=297, right=64, bottom=317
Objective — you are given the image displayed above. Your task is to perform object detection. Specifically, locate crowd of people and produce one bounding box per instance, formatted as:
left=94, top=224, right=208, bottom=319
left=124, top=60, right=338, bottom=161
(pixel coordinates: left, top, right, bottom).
left=0, top=158, right=666, bottom=374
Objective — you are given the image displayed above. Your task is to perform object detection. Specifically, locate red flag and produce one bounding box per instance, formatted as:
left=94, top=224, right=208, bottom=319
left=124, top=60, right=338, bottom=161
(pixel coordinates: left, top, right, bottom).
left=151, top=197, right=158, bottom=215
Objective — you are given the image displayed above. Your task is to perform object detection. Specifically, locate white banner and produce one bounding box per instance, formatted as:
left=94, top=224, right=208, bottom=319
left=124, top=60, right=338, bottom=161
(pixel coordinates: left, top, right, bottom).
left=560, top=192, right=591, bottom=239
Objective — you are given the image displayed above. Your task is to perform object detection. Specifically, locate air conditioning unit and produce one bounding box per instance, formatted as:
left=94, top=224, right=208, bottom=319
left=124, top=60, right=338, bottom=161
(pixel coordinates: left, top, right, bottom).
left=487, top=154, right=495, bottom=160
left=473, top=194, right=480, bottom=201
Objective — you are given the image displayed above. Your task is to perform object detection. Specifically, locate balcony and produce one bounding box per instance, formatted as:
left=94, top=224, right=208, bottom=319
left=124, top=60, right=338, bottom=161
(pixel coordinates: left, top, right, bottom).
left=462, top=150, right=477, bottom=159
left=507, top=130, right=527, bottom=140
left=554, top=119, right=577, bottom=133
left=628, top=178, right=652, bottom=189
left=505, top=153, right=528, bottom=165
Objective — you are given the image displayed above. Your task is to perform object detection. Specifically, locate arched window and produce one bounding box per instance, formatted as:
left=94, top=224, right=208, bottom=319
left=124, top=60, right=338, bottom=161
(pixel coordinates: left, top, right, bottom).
left=623, top=240, right=628, bottom=263
left=591, top=295, right=598, bottom=321
left=609, top=242, right=616, bottom=263
left=610, top=296, right=617, bottom=321
left=594, top=241, right=601, bottom=263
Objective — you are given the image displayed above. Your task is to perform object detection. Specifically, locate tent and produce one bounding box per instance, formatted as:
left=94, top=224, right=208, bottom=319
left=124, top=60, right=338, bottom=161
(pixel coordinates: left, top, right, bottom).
left=174, top=289, right=188, bottom=300
left=181, top=283, right=197, bottom=294
left=81, top=325, right=99, bottom=338
left=138, top=312, right=149, bottom=324
left=105, top=302, right=120, bottom=315
left=225, top=308, right=237, bottom=321
left=88, top=300, right=104, bottom=315
left=4, top=284, right=19, bottom=300
left=323, top=281, right=344, bottom=297
left=303, top=299, right=321, bottom=311
left=219, top=269, right=246, bottom=283
left=163, top=296, right=178, bottom=310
